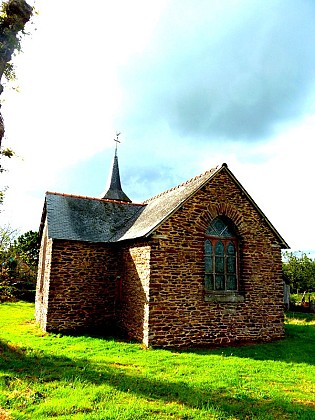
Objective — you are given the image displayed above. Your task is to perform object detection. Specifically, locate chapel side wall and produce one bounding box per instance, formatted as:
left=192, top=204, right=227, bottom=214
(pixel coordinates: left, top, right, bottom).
left=148, top=169, right=285, bottom=348
left=119, top=242, right=150, bottom=346
left=44, top=240, right=118, bottom=333
left=35, top=219, right=53, bottom=331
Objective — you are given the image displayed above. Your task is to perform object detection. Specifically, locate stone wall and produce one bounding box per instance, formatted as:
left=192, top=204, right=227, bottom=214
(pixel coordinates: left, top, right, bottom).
left=147, top=168, right=285, bottom=348
left=36, top=234, right=118, bottom=333
left=119, top=242, right=151, bottom=346
left=35, top=221, right=151, bottom=339
left=35, top=167, right=285, bottom=348
left=35, top=219, right=53, bottom=331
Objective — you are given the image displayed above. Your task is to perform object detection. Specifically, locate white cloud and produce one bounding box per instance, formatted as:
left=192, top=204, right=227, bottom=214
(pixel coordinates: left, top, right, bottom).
left=1, top=0, right=314, bottom=254
left=213, top=116, right=315, bottom=251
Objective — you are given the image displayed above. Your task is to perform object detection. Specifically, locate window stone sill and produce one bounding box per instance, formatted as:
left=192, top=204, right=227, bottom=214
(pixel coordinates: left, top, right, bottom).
left=204, top=292, right=245, bottom=303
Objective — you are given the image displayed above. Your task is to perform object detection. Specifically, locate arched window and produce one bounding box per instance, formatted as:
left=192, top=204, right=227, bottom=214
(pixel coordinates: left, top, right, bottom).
left=204, top=217, right=238, bottom=292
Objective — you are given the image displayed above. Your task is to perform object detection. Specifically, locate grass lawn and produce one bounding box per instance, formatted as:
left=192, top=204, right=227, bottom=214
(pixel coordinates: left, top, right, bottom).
left=0, top=303, right=315, bottom=419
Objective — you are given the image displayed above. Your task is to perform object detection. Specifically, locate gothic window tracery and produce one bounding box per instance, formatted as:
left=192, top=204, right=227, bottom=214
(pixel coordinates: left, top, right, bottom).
left=204, top=217, right=238, bottom=292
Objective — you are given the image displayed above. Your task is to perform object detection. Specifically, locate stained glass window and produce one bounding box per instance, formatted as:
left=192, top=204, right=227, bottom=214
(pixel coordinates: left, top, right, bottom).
left=206, top=217, right=235, bottom=237
left=204, top=217, right=238, bottom=292
left=204, top=240, right=213, bottom=290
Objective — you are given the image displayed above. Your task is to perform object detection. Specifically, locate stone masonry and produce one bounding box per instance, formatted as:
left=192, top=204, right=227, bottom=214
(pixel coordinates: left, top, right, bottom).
left=36, top=222, right=119, bottom=333
left=147, top=170, right=284, bottom=347
left=35, top=165, right=286, bottom=347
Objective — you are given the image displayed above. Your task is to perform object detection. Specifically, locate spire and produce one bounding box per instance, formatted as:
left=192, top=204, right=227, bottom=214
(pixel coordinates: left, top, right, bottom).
left=102, top=133, right=131, bottom=202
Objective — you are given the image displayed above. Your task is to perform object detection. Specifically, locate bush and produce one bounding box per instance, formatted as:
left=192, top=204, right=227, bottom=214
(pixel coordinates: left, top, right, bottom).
left=12, top=281, right=35, bottom=302
left=0, top=267, right=16, bottom=302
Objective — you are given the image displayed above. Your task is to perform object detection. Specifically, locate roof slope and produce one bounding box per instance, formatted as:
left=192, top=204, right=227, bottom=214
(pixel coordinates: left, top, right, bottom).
left=45, top=193, right=143, bottom=242
left=111, top=165, right=220, bottom=241
left=112, top=162, right=288, bottom=248
left=43, top=163, right=288, bottom=248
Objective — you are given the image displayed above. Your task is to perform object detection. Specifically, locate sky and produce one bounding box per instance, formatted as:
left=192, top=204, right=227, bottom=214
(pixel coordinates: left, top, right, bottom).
left=1, top=0, right=315, bottom=254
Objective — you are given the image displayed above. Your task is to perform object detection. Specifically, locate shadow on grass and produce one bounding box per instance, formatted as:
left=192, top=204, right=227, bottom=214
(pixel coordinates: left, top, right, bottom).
left=0, top=337, right=314, bottom=419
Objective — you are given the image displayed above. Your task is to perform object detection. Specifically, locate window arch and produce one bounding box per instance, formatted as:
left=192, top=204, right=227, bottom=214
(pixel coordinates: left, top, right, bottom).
left=204, top=217, right=238, bottom=292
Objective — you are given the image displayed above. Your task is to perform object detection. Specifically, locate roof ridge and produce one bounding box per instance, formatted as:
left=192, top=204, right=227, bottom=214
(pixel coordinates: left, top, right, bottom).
left=46, top=191, right=144, bottom=206
left=143, top=165, right=220, bottom=204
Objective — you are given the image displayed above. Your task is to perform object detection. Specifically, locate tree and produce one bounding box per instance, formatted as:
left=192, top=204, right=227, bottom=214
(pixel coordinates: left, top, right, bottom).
left=282, top=251, right=315, bottom=293
left=13, top=229, right=38, bottom=270
left=0, top=226, right=38, bottom=302
left=0, top=0, right=33, bottom=144
left=0, top=0, right=33, bottom=204
left=0, top=224, right=18, bottom=301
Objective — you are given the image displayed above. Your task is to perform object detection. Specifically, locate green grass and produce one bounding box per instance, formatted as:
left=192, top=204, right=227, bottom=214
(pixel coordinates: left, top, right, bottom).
left=0, top=303, right=315, bottom=419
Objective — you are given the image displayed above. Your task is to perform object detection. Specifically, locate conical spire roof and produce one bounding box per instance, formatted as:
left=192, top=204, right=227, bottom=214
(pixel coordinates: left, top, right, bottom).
left=102, top=140, right=131, bottom=203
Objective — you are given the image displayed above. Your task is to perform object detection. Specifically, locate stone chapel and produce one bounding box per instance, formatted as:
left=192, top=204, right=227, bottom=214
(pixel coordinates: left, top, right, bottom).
left=35, top=147, right=289, bottom=348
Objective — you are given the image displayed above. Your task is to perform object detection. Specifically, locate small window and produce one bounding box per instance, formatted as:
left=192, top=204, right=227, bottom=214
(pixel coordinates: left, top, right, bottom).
left=204, top=217, right=238, bottom=292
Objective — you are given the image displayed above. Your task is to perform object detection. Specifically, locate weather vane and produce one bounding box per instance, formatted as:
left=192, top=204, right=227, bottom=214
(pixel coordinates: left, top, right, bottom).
left=114, top=132, right=121, bottom=155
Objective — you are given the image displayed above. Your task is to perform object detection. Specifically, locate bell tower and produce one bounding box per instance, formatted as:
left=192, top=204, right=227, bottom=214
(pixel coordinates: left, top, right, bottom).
left=102, top=133, right=131, bottom=202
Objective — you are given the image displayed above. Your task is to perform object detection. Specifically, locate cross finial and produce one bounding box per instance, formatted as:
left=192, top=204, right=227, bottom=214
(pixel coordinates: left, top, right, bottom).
left=114, top=132, right=121, bottom=156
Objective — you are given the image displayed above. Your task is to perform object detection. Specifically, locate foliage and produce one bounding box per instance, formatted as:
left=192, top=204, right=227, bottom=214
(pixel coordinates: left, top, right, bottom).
left=0, top=1, right=34, bottom=206
left=0, top=225, right=18, bottom=301
left=0, top=226, right=38, bottom=302
left=13, top=229, right=38, bottom=269
left=0, top=270, right=15, bottom=301
left=283, top=251, right=315, bottom=293
left=0, top=303, right=315, bottom=418
left=0, top=223, right=17, bottom=250
left=291, top=292, right=315, bottom=303
left=0, top=148, right=14, bottom=199
left=0, top=147, right=14, bottom=158
left=0, top=0, right=33, bottom=81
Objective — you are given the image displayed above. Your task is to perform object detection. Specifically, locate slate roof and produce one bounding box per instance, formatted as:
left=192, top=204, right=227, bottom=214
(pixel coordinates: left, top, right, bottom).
left=111, top=165, right=221, bottom=241
left=45, top=194, right=144, bottom=242
left=42, top=163, right=289, bottom=248
left=102, top=154, right=131, bottom=202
